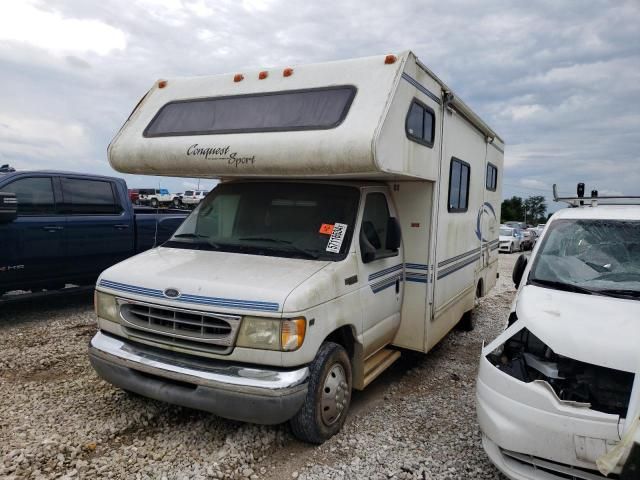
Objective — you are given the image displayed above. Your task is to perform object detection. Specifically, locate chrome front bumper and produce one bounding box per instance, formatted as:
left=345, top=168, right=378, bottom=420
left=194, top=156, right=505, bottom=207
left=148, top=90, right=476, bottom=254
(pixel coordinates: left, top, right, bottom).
left=88, top=331, right=309, bottom=424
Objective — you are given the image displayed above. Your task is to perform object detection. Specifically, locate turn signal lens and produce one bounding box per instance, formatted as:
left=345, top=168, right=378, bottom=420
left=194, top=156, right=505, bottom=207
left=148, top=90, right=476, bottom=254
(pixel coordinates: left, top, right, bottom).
left=384, top=54, right=397, bottom=64
left=233, top=73, right=244, bottom=82
left=158, top=80, right=168, bottom=88
left=283, top=67, right=294, bottom=77
left=258, top=71, right=268, bottom=79
left=281, top=317, right=306, bottom=351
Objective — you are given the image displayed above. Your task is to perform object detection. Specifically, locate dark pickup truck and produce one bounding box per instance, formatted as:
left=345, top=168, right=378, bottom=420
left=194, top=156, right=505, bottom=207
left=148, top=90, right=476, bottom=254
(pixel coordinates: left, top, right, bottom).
left=0, top=170, right=187, bottom=296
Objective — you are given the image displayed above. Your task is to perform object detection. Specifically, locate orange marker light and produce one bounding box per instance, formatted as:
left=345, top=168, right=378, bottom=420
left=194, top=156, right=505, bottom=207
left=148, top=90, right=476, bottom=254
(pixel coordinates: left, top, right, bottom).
left=233, top=73, right=244, bottom=82
left=158, top=80, right=168, bottom=88
left=283, top=67, right=294, bottom=77
left=384, top=54, right=397, bottom=64
left=258, top=71, right=268, bottom=80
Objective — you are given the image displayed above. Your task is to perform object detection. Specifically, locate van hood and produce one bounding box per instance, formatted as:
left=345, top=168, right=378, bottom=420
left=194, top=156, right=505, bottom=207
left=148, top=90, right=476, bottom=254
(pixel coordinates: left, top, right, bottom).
left=97, top=247, right=330, bottom=315
left=516, top=285, right=640, bottom=372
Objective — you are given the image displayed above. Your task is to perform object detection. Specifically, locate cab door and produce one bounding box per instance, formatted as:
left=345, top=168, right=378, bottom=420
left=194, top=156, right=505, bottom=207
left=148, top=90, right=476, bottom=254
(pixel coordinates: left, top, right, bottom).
left=357, top=189, right=404, bottom=357
left=0, top=175, right=66, bottom=291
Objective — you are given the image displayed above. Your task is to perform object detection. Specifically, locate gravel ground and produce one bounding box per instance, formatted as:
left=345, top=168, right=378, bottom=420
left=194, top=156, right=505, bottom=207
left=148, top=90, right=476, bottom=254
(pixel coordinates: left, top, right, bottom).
left=1, top=254, right=519, bottom=479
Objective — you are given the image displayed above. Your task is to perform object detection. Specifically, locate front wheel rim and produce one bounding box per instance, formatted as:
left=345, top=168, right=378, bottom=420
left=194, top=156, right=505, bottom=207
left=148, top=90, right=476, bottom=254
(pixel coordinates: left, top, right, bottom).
left=320, top=363, right=349, bottom=426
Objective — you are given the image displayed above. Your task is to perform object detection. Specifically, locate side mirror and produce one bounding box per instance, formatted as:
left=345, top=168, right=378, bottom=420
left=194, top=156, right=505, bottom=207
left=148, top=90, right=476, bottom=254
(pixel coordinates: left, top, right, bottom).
left=512, top=254, right=528, bottom=288
left=359, top=228, right=377, bottom=263
left=386, top=217, right=402, bottom=251
left=0, top=192, right=17, bottom=224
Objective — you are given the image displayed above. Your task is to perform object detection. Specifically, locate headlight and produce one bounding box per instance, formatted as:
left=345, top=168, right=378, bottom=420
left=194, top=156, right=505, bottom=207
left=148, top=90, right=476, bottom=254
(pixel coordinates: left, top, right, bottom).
left=95, top=290, right=118, bottom=322
left=236, top=316, right=306, bottom=351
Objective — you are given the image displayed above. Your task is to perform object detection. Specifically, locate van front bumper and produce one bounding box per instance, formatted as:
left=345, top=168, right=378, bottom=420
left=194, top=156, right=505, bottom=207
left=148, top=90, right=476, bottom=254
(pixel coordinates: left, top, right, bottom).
left=88, top=331, right=309, bottom=425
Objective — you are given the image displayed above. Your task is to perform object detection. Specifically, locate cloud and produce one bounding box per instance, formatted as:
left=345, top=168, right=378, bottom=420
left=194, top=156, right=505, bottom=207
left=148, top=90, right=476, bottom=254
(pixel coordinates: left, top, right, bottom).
left=0, top=1, right=126, bottom=55
left=0, top=0, right=638, bottom=203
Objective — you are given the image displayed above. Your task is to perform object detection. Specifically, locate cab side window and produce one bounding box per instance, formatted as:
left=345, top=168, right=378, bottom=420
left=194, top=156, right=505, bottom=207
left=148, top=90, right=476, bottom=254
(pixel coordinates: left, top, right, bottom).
left=62, top=178, right=122, bottom=215
left=3, top=177, right=56, bottom=215
left=361, top=193, right=397, bottom=257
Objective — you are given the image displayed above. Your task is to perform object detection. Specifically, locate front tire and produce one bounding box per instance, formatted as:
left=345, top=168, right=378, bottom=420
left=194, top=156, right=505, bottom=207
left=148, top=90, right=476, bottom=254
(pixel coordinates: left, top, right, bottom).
left=290, top=342, right=352, bottom=444
left=509, top=243, right=513, bottom=254
left=150, top=198, right=159, bottom=208
left=172, top=198, right=182, bottom=208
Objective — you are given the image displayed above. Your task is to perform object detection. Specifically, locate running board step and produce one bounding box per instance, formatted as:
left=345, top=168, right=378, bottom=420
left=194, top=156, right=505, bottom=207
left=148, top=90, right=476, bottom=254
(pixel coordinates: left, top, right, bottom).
left=363, top=348, right=401, bottom=388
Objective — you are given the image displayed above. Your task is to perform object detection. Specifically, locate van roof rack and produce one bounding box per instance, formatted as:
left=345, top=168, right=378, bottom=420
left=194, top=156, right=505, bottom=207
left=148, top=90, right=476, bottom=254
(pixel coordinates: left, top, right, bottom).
left=553, top=183, right=640, bottom=207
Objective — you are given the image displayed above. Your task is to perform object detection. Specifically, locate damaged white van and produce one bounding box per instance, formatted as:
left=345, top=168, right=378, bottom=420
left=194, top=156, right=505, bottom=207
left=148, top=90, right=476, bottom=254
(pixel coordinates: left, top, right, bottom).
left=477, top=186, right=640, bottom=479
left=88, top=52, right=505, bottom=443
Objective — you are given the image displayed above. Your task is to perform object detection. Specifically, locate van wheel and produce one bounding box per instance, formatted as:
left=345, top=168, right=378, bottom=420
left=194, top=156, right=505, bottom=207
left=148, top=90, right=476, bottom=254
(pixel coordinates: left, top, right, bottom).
left=290, top=342, right=352, bottom=444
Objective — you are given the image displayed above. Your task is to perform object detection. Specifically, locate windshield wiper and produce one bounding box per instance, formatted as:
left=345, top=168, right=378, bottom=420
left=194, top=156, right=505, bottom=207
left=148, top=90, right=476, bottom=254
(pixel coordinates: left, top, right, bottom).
left=597, top=289, right=640, bottom=300
left=529, top=278, right=598, bottom=295
left=170, top=233, right=221, bottom=249
left=237, top=237, right=320, bottom=259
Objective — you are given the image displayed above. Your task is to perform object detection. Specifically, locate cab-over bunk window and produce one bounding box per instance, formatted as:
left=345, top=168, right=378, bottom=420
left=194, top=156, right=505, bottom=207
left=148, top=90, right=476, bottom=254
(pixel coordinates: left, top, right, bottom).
left=448, top=157, right=470, bottom=213
left=144, top=86, right=356, bottom=137
left=405, top=99, right=435, bottom=148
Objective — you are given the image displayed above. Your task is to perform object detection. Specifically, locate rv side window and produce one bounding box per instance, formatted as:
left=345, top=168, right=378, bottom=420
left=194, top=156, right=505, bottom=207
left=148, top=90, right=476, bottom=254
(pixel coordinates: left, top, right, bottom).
left=405, top=99, right=435, bottom=148
left=361, top=193, right=397, bottom=258
left=144, top=86, right=356, bottom=137
left=486, top=163, right=498, bottom=191
left=448, top=158, right=470, bottom=212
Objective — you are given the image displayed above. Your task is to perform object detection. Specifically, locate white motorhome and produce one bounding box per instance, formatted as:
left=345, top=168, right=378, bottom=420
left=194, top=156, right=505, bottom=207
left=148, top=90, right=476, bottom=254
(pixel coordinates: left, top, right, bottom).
left=89, top=52, right=504, bottom=443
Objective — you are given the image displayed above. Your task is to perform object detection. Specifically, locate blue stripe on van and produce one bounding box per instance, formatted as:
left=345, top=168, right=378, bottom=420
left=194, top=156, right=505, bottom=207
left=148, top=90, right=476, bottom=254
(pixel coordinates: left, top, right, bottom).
left=98, top=279, right=280, bottom=312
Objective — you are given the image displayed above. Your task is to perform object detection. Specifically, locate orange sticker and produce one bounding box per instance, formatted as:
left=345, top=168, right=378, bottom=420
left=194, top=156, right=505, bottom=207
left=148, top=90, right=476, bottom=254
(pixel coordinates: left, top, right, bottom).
left=319, top=223, right=335, bottom=235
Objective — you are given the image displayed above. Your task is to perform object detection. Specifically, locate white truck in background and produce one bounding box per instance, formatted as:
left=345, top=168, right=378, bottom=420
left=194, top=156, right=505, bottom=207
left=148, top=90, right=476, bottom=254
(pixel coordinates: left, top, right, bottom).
left=89, top=51, right=504, bottom=443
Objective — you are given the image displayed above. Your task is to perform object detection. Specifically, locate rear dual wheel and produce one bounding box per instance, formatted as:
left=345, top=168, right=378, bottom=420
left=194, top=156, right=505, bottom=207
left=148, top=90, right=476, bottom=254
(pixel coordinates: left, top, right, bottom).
left=290, top=342, right=352, bottom=444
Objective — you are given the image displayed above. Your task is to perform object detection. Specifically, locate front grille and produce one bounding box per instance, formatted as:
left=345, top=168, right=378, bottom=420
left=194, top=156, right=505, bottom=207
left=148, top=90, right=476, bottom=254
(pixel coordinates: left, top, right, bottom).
left=501, top=448, right=619, bottom=480
left=119, top=299, right=241, bottom=354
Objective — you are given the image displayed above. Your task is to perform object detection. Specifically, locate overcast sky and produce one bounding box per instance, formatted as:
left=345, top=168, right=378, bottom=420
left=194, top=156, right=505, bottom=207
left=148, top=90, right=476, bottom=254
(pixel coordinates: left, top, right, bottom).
left=1, top=0, right=638, bottom=211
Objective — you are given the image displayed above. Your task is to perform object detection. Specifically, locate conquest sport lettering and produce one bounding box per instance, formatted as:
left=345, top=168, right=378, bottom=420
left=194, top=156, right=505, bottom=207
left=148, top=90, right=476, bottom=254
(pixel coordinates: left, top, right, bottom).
left=186, top=144, right=256, bottom=167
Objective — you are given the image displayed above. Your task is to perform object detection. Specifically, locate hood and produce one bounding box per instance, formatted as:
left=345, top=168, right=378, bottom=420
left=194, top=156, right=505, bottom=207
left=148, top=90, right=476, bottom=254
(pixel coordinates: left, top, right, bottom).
left=97, top=247, right=330, bottom=315
left=515, top=285, right=640, bottom=372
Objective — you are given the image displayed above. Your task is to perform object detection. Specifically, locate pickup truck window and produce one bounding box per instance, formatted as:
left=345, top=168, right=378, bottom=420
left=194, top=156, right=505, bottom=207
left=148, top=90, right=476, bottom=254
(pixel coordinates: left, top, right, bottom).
left=144, top=86, right=356, bottom=137
left=61, top=178, right=122, bottom=215
left=528, top=219, right=640, bottom=300
left=165, top=182, right=360, bottom=260
left=3, top=177, right=56, bottom=215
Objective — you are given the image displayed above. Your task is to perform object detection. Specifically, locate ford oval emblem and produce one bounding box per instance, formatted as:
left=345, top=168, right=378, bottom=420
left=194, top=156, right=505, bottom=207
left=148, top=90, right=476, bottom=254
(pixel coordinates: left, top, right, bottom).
left=164, top=288, right=181, bottom=298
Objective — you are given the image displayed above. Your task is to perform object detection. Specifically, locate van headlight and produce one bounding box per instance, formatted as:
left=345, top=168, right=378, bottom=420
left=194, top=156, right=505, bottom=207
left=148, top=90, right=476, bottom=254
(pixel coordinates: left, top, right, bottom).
left=236, top=317, right=306, bottom=352
left=95, top=290, right=118, bottom=322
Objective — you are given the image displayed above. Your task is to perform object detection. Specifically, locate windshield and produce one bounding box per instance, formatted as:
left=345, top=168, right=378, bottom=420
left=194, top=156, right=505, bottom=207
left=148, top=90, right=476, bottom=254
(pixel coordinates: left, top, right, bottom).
left=164, top=182, right=360, bottom=260
left=500, top=227, right=513, bottom=236
left=528, top=219, right=640, bottom=299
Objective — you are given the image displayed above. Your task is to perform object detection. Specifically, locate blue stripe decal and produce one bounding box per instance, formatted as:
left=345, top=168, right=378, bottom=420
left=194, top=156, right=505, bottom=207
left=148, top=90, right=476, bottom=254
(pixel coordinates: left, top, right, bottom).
left=437, top=254, right=481, bottom=280
left=98, top=279, right=279, bottom=312
left=368, top=263, right=404, bottom=281
left=405, top=263, right=430, bottom=270
left=401, top=73, right=442, bottom=105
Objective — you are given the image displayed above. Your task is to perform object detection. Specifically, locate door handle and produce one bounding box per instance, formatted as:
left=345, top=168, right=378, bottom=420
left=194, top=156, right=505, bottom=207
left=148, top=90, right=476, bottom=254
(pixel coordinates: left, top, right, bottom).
left=114, top=224, right=130, bottom=230
left=42, top=225, right=64, bottom=231
left=395, top=278, right=400, bottom=294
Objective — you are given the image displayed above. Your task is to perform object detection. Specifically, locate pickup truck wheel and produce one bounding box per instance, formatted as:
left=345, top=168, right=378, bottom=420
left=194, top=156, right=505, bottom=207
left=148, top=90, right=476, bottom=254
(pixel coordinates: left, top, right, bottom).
left=289, top=342, right=352, bottom=444
left=150, top=198, right=159, bottom=208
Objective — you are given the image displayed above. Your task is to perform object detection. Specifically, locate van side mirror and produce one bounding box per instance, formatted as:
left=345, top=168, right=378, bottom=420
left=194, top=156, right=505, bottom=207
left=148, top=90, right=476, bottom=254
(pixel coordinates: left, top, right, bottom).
left=512, top=254, right=528, bottom=288
left=0, top=192, right=18, bottom=224
left=386, top=217, right=402, bottom=251
left=359, top=228, right=377, bottom=263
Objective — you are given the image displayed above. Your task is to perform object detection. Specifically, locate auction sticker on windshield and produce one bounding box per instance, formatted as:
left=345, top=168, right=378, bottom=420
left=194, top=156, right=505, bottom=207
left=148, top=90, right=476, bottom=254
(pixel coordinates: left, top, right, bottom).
left=326, top=223, right=347, bottom=253
left=319, top=223, right=335, bottom=235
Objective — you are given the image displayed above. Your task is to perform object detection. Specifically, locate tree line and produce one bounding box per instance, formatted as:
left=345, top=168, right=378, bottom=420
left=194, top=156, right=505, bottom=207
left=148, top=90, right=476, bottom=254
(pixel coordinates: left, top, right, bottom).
left=501, top=195, right=548, bottom=225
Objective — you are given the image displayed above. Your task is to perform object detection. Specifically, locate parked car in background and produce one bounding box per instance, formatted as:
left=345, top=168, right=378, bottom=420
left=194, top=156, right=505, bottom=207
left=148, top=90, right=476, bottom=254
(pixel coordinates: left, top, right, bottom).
left=0, top=170, right=188, bottom=297
left=478, top=189, right=640, bottom=480
left=138, top=188, right=180, bottom=208
left=505, top=221, right=526, bottom=230
left=180, top=190, right=209, bottom=208
left=520, top=229, right=534, bottom=251
left=499, top=226, right=522, bottom=253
